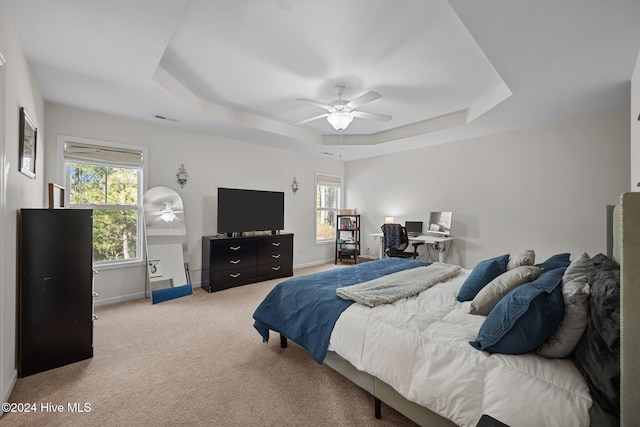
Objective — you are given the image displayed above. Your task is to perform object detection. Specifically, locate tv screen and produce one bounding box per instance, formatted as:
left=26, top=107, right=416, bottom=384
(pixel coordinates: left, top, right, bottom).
left=217, top=188, right=284, bottom=234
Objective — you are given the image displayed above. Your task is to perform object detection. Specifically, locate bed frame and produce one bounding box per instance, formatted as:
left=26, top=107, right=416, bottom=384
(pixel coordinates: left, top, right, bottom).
left=620, top=193, right=639, bottom=427
left=281, top=192, right=639, bottom=427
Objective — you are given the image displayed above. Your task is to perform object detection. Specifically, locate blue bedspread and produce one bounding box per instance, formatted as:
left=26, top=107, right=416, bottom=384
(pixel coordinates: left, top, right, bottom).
left=252, top=257, right=428, bottom=363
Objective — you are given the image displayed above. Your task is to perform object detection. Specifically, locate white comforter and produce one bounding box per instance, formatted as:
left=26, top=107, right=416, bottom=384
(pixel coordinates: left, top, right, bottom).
left=328, top=267, right=592, bottom=427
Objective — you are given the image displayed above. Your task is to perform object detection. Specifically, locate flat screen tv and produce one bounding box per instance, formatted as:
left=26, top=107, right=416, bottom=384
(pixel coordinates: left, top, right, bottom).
left=217, top=187, right=284, bottom=235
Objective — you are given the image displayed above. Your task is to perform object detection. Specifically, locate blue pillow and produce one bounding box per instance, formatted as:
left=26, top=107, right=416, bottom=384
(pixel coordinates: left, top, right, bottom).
left=536, top=253, right=571, bottom=271
left=469, top=267, right=566, bottom=355
left=457, top=254, right=509, bottom=302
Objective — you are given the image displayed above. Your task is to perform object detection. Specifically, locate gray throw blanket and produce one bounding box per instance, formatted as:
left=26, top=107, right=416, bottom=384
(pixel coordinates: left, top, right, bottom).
left=336, top=262, right=461, bottom=307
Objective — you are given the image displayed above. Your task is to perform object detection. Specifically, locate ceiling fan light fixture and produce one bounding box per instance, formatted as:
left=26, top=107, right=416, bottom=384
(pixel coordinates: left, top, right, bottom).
left=160, top=211, right=177, bottom=223
left=327, top=111, right=354, bottom=131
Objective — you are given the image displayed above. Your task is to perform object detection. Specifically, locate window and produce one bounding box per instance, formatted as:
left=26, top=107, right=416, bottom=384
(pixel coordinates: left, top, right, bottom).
left=62, top=137, right=147, bottom=268
left=315, top=173, right=342, bottom=243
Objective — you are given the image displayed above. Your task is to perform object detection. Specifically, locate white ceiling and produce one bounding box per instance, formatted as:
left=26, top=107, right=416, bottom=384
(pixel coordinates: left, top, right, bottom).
left=4, top=0, right=640, bottom=161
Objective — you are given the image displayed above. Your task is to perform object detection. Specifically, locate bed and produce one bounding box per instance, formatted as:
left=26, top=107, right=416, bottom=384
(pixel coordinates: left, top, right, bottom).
left=253, top=193, right=638, bottom=427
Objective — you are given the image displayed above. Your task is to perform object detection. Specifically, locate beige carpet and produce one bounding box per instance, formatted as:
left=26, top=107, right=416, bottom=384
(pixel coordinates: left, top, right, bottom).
left=2, top=264, right=417, bottom=427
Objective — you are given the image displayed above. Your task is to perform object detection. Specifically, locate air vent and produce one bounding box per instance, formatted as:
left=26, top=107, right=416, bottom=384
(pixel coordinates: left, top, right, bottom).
left=154, top=114, right=178, bottom=122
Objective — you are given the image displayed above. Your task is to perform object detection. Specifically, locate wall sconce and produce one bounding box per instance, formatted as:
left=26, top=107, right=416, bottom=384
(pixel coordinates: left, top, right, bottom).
left=291, top=177, right=300, bottom=195
left=176, top=164, right=188, bottom=188
left=385, top=216, right=395, bottom=224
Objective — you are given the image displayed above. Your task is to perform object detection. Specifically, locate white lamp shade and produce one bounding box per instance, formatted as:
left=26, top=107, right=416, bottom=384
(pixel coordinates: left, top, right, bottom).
left=327, top=111, right=354, bottom=131
left=385, top=217, right=394, bottom=224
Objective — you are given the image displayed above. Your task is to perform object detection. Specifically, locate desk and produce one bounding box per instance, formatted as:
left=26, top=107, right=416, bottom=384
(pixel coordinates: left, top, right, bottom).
left=369, top=233, right=454, bottom=263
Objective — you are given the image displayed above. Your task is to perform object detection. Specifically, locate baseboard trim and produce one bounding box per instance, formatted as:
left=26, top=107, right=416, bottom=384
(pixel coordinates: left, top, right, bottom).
left=94, top=291, right=147, bottom=307
left=293, top=259, right=334, bottom=270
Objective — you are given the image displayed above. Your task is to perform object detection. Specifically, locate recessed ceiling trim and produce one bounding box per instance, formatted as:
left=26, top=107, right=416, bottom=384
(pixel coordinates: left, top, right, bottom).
left=466, top=82, right=512, bottom=123
left=153, top=66, right=202, bottom=112
left=154, top=65, right=323, bottom=144
left=322, top=110, right=469, bottom=146
left=156, top=58, right=509, bottom=148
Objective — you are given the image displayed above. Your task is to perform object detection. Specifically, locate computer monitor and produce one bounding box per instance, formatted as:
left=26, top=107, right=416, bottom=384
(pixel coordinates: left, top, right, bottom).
left=405, top=221, right=423, bottom=237
left=427, top=212, right=452, bottom=236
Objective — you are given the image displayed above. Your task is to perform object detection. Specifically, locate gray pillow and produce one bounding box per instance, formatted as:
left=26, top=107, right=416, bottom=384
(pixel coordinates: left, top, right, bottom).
left=469, top=265, right=544, bottom=315
left=507, top=249, right=535, bottom=270
left=537, top=252, right=593, bottom=358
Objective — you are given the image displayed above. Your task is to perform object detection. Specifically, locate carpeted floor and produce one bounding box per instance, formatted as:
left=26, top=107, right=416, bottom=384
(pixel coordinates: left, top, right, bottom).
left=1, top=264, right=417, bottom=426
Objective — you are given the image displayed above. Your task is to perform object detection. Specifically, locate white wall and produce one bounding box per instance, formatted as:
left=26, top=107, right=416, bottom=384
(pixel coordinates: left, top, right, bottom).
left=0, top=0, right=45, bottom=409
left=347, top=108, right=630, bottom=269
left=44, top=104, right=345, bottom=305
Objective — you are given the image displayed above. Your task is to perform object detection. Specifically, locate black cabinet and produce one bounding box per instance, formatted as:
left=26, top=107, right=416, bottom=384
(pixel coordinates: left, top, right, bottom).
left=18, top=209, right=94, bottom=377
left=201, top=233, right=293, bottom=292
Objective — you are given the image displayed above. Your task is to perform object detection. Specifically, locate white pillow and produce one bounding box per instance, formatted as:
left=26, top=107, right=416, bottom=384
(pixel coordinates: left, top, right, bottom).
left=507, top=249, right=535, bottom=270
left=470, top=265, right=544, bottom=315
left=537, top=252, right=593, bottom=358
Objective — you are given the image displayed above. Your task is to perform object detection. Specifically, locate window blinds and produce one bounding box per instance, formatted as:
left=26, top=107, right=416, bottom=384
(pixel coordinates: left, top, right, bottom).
left=64, top=142, right=144, bottom=167
left=316, top=173, right=341, bottom=188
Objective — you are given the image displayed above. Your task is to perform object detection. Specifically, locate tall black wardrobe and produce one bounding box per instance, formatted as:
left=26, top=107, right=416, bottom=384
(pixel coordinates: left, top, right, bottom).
left=18, top=208, right=94, bottom=377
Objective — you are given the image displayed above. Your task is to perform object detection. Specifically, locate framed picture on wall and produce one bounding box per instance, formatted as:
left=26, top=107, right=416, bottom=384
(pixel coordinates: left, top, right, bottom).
left=48, top=183, right=65, bottom=209
left=19, top=107, right=37, bottom=179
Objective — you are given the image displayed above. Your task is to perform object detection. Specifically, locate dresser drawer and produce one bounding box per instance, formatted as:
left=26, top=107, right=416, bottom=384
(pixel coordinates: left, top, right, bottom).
left=209, top=239, right=256, bottom=257
left=257, top=261, right=293, bottom=279
left=211, top=266, right=256, bottom=290
left=257, top=249, right=292, bottom=265
left=212, top=252, right=256, bottom=272
left=257, top=236, right=293, bottom=253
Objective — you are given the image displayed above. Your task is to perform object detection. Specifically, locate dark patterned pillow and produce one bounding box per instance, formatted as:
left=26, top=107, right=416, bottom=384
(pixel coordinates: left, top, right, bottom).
left=456, top=254, right=509, bottom=302
left=535, top=252, right=571, bottom=271
left=469, top=268, right=566, bottom=354
left=573, top=253, right=620, bottom=417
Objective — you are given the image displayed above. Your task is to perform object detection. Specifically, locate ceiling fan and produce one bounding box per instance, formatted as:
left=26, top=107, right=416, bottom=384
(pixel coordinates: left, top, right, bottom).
left=150, top=203, right=184, bottom=223
left=295, top=85, right=392, bottom=131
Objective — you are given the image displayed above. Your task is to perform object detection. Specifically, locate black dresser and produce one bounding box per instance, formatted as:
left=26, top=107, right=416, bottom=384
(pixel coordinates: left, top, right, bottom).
left=18, top=209, right=94, bottom=377
left=201, top=233, right=293, bottom=292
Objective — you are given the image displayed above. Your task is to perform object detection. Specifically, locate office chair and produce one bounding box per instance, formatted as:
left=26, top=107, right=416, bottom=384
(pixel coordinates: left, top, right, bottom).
left=380, top=223, right=424, bottom=259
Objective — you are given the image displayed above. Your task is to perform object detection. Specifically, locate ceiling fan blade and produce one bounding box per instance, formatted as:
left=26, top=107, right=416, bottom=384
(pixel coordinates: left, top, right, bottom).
left=346, top=91, right=381, bottom=109
left=150, top=215, right=183, bottom=223
left=152, top=210, right=183, bottom=215
left=297, top=98, right=334, bottom=111
left=352, top=110, right=392, bottom=122
left=295, top=113, right=330, bottom=125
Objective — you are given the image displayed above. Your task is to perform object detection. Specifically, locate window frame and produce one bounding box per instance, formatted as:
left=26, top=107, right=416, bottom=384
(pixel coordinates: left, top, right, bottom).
left=57, top=135, right=148, bottom=270
left=315, top=172, right=343, bottom=245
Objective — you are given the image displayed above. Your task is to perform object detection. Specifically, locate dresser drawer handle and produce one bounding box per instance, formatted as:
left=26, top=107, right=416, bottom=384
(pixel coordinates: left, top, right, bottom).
left=229, top=273, right=241, bottom=278
left=271, top=254, right=281, bottom=259
left=271, top=242, right=281, bottom=247
left=230, top=246, right=241, bottom=251
left=230, top=259, right=241, bottom=264
left=271, top=266, right=281, bottom=271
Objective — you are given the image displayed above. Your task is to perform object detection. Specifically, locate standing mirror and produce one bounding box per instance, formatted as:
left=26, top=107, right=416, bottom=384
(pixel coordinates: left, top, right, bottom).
left=143, top=186, right=192, bottom=304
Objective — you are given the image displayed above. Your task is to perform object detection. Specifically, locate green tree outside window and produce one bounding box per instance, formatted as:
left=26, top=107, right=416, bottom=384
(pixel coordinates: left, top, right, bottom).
left=69, top=163, right=139, bottom=263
